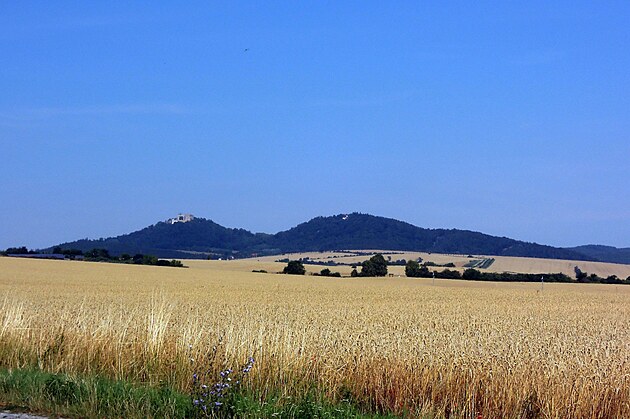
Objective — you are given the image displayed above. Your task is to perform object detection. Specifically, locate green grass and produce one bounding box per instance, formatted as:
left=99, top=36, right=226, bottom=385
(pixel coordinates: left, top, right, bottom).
left=228, top=391, right=400, bottom=418
left=0, top=368, right=191, bottom=418
left=0, top=368, right=399, bottom=418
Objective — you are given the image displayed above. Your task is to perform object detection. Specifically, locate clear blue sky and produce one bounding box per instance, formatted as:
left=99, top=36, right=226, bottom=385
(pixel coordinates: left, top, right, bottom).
left=1, top=2, right=629, bottom=249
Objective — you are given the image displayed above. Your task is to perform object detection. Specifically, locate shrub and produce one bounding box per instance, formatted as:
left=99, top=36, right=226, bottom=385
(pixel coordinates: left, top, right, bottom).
left=435, top=269, right=461, bottom=279
left=283, top=261, right=306, bottom=275
left=319, top=268, right=341, bottom=277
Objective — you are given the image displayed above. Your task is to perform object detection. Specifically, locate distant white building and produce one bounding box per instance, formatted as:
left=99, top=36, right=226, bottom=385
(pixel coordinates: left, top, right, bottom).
left=167, top=213, right=195, bottom=224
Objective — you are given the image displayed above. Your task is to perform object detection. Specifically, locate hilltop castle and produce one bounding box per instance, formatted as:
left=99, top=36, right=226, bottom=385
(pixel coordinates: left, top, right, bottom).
left=167, top=213, right=195, bottom=224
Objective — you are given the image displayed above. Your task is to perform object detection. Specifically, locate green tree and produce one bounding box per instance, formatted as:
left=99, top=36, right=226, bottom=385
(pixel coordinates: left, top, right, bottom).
left=574, top=266, right=588, bottom=282
left=359, top=254, right=388, bottom=277
left=319, top=268, right=341, bottom=277
left=283, top=260, right=306, bottom=275
left=603, top=275, right=622, bottom=284
left=435, top=269, right=461, bottom=279
left=588, top=273, right=602, bottom=283
left=84, top=248, right=111, bottom=260
left=142, top=255, right=158, bottom=265
left=405, top=260, right=431, bottom=277
left=462, top=268, right=482, bottom=280
left=5, top=246, right=30, bottom=255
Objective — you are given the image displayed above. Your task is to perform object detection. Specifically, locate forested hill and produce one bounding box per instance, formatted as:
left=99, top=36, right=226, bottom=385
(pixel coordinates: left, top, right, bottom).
left=49, top=212, right=617, bottom=262
left=53, top=218, right=270, bottom=259
left=566, top=245, right=630, bottom=265
left=270, top=214, right=594, bottom=260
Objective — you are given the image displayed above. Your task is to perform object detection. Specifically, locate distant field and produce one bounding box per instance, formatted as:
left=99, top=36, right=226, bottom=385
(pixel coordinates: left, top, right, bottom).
left=1, top=256, right=629, bottom=417
left=251, top=250, right=630, bottom=278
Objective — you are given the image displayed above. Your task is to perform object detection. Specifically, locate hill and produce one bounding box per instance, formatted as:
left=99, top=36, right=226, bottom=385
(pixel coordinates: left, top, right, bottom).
left=46, top=212, right=620, bottom=263
left=271, top=213, right=592, bottom=260
left=54, top=218, right=270, bottom=259
left=566, top=245, right=630, bottom=265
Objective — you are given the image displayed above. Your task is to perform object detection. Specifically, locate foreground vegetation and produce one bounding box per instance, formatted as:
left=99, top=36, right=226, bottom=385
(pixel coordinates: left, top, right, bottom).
left=0, top=368, right=391, bottom=418
left=1, top=257, right=629, bottom=418
left=0, top=368, right=190, bottom=418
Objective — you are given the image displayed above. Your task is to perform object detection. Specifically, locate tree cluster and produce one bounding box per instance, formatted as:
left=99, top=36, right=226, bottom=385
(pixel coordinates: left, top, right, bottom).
left=405, top=260, right=461, bottom=279
left=386, top=258, right=408, bottom=266
left=53, top=247, right=83, bottom=258
left=283, top=260, right=306, bottom=275
left=317, top=268, right=341, bottom=277
left=66, top=247, right=185, bottom=268
left=356, top=254, right=388, bottom=277
left=462, top=269, right=573, bottom=283
left=405, top=260, right=431, bottom=277
left=2, top=246, right=35, bottom=255
left=575, top=266, right=630, bottom=284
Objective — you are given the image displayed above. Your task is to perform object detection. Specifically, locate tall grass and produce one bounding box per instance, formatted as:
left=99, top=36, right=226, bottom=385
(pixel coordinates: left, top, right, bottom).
left=1, top=258, right=629, bottom=417
left=0, top=368, right=191, bottom=418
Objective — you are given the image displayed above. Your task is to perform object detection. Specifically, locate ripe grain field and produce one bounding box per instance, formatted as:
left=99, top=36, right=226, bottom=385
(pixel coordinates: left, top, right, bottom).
left=1, top=257, right=629, bottom=418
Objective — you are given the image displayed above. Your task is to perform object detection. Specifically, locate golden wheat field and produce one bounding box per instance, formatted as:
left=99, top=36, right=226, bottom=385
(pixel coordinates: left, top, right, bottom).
left=1, top=256, right=629, bottom=418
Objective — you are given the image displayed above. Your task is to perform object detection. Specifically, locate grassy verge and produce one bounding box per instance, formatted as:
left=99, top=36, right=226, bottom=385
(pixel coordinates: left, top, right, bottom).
left=0, top=368, right=397, bottom=418
left=0, top=368, right=191, bottom=418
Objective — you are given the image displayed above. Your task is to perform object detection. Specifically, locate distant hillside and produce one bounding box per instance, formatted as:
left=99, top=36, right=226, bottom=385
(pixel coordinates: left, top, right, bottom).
left=54, top=218, right=270, bottom=259
left=566, top=245, right=630, bottom=265
left=48, top=212, right=615, bottom=263
left=270, top=214, right=594, bottom=261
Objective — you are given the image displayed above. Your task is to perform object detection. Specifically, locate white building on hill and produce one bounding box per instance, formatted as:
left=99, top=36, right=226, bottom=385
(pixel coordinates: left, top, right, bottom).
left=167, top=213, right=195, bottom=224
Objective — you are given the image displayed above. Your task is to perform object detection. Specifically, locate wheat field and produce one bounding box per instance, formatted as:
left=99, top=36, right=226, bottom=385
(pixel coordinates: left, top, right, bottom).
left=1, top=256, right=629, bottom=418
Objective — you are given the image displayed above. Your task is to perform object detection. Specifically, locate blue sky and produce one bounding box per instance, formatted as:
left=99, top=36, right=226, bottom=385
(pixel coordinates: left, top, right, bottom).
left=1, top=2, right=629, bottom=249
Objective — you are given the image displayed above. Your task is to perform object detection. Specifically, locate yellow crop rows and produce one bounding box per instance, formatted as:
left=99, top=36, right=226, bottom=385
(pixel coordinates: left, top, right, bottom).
left=1, top=257, right=628, bottom=417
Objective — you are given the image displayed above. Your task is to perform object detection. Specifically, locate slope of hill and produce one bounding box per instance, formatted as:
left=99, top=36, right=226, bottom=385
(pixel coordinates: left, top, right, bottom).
left=48, top=212, right=612, bottom=263
left=54, top=218, right=270, bottom=259
left=566, top=245, right=630, bottom=265
left=271, top=213, right=594, bottom=260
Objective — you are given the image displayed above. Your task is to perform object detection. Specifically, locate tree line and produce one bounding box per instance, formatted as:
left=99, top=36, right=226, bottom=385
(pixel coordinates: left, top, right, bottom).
left=1, top=246, right=184, bottom=268
left=73, top=248, right=185, bottom=268
left=280, top=254, right=630, bottom=284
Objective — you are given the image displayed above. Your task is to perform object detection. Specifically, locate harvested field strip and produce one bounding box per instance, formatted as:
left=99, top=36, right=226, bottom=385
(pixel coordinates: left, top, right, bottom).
left=463, top=258, right=495, bottom=269
left=477, top=258, right=495, bottom=269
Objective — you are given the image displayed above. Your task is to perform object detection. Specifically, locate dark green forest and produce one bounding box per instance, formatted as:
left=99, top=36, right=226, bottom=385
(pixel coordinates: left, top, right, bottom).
left=40, top=213, right=630, bottom=263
